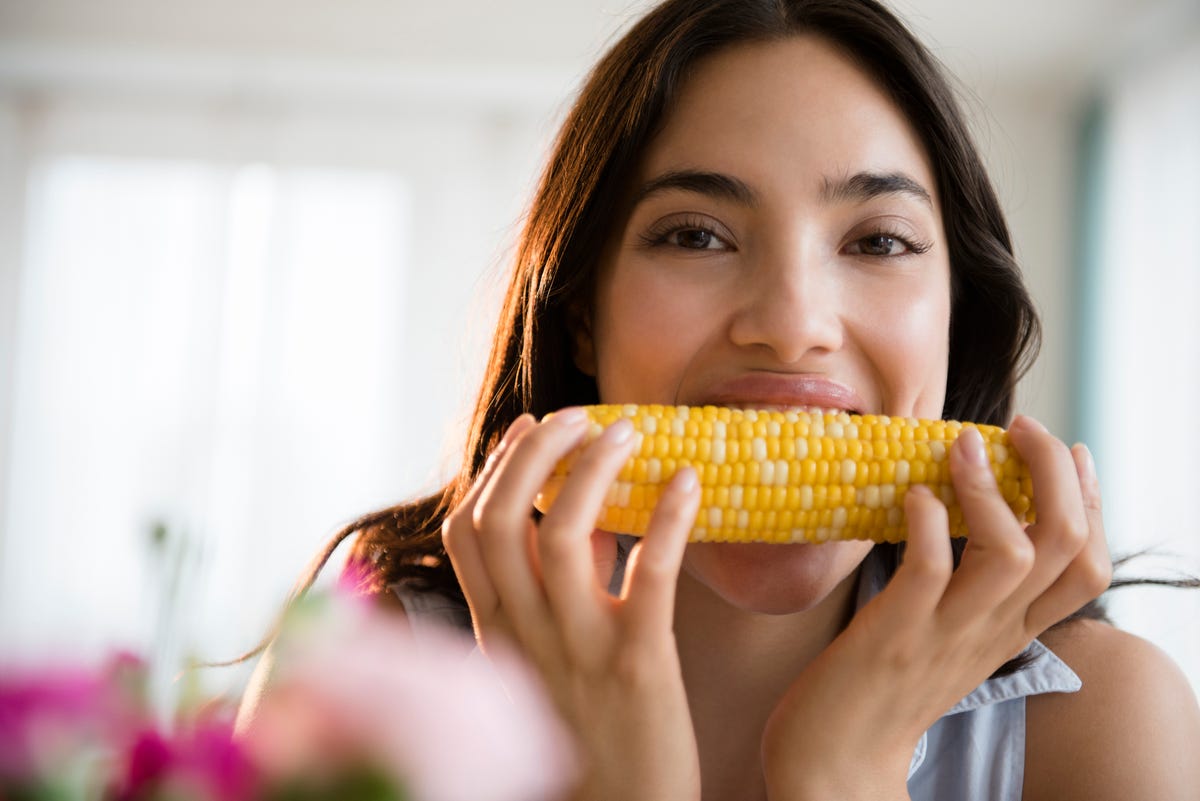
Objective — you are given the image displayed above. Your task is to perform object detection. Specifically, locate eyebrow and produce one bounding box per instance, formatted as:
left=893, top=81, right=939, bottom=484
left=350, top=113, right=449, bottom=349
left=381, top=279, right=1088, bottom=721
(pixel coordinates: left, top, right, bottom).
left=821, top=171, right=933, bottom=209
left=633, top=168, right=934, bottom=212
left=632, top=169, right=759, bottom=207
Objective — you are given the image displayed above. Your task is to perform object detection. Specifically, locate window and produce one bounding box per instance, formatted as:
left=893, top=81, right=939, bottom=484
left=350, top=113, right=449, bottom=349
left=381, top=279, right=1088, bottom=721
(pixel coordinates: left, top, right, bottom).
left=1081, top=33, right=1200, bottom=691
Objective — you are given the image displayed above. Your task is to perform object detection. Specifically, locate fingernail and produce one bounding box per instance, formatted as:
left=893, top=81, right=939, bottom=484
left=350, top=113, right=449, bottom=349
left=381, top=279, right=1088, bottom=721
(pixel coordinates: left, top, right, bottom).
left=959, top=426, right=988, bottom=467
left=500, top=414, right=530, bottom=445
left=602, top=418, right=633, bottom=445
left=674, top=467, right=697, bottom=493
left=1015, top=415, right=1047, bottom=433
left=553, top=407, right=589, bottom=426
left=1077, top=442, right=1096, bottom=481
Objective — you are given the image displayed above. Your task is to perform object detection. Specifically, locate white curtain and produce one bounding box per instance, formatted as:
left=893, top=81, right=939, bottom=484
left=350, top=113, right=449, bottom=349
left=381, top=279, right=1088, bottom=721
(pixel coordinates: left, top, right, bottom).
left=1087, top=31, right=1200, bottom=691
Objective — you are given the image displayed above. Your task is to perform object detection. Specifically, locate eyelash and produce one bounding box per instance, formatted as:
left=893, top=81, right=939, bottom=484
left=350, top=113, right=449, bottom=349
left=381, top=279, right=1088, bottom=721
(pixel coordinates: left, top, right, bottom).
left=638, top=215, right=730, bottom=250
left=639, top=216, right=934, bottom=257
left=848, top=227, right=934, bottom=257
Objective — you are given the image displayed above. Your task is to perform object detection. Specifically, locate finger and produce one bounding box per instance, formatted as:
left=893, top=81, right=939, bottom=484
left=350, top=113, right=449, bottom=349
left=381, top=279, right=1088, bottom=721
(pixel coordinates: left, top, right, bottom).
left=1025, top=442, right=1113, bottom=633
left=623, top=467, right=698, bottom=645
left=937, top=426, right=1035, bottom=621
left=443, top=414, right=535, bottom=623
left=872, top=485, right=953, bottom=620
left=1004, top=417, right=1093, bottom=604
left=473, top=408, right=590, bottom=637
left=592, top=529, right=619, bottom=590
left=537, top=417, right=636, bottom=643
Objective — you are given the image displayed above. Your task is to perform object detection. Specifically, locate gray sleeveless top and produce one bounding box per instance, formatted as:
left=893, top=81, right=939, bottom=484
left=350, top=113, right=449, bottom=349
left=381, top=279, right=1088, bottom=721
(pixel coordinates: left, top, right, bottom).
left=394, top=544, right=1080, bottom=800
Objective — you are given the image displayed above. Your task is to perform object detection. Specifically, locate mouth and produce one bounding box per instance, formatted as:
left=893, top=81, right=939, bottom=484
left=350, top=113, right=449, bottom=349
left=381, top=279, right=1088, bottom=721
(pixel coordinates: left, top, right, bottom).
left=696, top=374, right=869, bottom=417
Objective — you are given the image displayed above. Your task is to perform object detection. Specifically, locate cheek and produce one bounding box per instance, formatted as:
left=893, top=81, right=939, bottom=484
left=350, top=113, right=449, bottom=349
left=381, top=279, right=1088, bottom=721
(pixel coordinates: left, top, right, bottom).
left=592, top=263, right=716, bottom=403
left=856, top=274, right=951, bottom=415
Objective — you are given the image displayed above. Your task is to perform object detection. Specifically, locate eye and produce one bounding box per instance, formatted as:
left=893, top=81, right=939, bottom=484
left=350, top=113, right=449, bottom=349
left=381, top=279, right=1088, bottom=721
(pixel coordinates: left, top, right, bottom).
left=668, top=227, right=725, bottom=250
left=639, top=215, right=734, bottom=252
left=845, top=231, right=932, bottom=257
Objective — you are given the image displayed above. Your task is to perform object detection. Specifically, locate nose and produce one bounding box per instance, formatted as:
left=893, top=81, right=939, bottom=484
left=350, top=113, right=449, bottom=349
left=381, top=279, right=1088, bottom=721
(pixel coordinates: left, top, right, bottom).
left=727, top=246, right=844, bottom=364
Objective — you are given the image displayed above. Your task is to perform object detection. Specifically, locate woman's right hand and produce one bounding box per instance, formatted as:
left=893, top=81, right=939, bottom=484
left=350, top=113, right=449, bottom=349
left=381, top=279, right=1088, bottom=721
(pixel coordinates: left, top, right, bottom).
left=442, top=409, right=703, bottom=801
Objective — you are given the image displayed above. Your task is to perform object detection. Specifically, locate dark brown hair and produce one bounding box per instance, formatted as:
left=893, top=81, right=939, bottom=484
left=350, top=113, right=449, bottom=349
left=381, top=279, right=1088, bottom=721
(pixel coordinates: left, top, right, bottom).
left=261, top=0, right=1083, bottom=666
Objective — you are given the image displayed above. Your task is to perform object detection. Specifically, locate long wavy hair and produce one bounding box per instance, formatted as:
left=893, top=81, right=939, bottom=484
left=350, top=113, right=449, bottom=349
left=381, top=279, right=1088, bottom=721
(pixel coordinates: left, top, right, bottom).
left=256, top=0, right=1110, bottom=672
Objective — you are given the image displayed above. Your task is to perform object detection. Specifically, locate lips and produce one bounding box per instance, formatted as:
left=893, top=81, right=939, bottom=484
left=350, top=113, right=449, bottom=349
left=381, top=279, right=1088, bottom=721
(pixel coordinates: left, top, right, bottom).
left=694, top=373, right=867, bottom=415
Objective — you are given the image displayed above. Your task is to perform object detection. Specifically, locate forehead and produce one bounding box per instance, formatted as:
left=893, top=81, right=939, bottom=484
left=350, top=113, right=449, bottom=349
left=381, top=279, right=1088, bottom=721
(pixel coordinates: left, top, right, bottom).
left=639, top=35, right=939, bottom=206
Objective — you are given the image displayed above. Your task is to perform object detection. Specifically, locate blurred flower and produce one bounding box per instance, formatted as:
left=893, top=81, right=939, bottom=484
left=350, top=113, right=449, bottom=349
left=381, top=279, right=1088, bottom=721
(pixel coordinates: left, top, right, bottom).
left=241, top=574, right=577, bottom=801
left=1, top=572, right=576, bottom=801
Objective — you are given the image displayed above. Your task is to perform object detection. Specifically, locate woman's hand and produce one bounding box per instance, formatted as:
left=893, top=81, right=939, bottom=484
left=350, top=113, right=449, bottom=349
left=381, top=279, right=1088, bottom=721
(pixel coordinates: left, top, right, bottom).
left=442, top=409, right=703, bottom=801
left=761, top=416, right=1112, bottom=801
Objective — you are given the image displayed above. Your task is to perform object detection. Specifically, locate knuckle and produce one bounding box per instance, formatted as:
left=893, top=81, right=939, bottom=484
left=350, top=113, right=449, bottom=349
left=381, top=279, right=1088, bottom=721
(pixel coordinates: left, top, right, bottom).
left=998, top=536, right=1036, bottom=574
left=1078, top=554, right=1114, bottom=596
left=537, top=522, right=576, bottom=561
left=904, top=547, right=952, bottom=584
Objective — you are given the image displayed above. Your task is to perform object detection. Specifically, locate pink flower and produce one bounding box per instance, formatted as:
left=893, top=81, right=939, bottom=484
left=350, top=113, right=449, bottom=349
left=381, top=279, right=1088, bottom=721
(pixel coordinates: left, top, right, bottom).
left=0, top=653, right=148, bottom=782
left=240, top=593, right=577, bottom=801
left=112, top=719, right=257, bottom=801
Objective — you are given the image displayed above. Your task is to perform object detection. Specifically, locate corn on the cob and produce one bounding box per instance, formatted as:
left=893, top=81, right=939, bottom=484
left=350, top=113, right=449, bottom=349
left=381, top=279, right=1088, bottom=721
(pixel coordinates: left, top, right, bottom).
left=533, top=404, right=1033, bottom=544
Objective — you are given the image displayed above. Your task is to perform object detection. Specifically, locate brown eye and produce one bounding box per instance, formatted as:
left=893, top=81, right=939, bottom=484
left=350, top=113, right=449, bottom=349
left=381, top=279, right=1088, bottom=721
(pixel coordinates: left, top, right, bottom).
left=857, top=234, right=904, bottom=256
left=673, top=228, right=717, bottom=249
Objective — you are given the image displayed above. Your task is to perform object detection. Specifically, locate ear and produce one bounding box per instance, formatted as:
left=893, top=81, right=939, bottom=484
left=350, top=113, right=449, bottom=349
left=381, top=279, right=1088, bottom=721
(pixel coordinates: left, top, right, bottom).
left=566, top=301, right=597, bottom=377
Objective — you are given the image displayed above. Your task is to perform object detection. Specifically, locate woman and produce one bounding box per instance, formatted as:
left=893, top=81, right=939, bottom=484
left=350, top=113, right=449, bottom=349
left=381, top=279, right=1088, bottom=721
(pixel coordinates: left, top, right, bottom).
left=239, top=1, right=1200, bottom=798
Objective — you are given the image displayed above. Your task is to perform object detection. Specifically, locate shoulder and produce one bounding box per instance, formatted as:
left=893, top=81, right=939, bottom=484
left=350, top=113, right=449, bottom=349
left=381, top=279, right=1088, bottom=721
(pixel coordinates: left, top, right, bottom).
left=1023, top=619, right=1200, bottom=801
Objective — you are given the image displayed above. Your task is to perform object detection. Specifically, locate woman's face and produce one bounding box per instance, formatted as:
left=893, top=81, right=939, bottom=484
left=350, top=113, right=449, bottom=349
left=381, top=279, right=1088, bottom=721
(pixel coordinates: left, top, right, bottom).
left=575, top=35, right=952, bottom=615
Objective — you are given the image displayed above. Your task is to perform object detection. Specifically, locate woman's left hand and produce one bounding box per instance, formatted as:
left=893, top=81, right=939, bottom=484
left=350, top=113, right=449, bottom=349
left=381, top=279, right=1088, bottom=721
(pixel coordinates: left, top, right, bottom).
left=760, top=415, right=1112, bottom=801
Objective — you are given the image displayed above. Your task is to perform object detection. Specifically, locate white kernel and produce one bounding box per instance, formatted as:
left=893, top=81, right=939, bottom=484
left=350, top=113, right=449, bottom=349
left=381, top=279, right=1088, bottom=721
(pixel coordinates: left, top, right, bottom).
left=815, top=527, right=832, bottom=542
left=761, top=460, right=775, bottom=484
left=737, top=510, right=749, bottom=529
left=930, top=440, right=946, bottom=462
left=864, top=485, right=881, bottom=509
left=841, top=458, right=857, bottom=484
left=647, top=458, right=662, bottom=484
left=743, top=409, right=758, bottom=421
left=795, top=437, right=809, bottom=459
left=711, top=439, right=726, bottom=464
left=589, top=422, right=604, bottom=438
left=896, top=460, right=910, bottom=485
left=881, top=484, right=896, bottom=508
left=832, top=507, right=848, bottom=528
left=694, top=527, right=707, bottom=540
left=752, top=437, right=767, bottom=462
left=827, top=421, right=844, bottom=438
left=671, top=418, right=685, bottom=437
left=713, top=420, right=727, bottom=439
left=809, top=417, right=824, bottom=437
left=708, top=507, right=722, bottom=528
left=730, top=485, right=743, bottom=508
left=605, top=482, right=620, bottom=505
left=641, top=415, right=657, bottom=435
left=784, top=410, right=799, bottom=423
left=774, top=460, right=788, bottom=486
left=790, top=528, right=805, bottom=542
left=617, top=482, right=632, bottom=507
left=845, top=422, right=859, bottom=440
left=801, top=485, right=814, bottom=510
left=768, top=420, right=781, bottom=437
left=992, top=443, right=1008, bottom=464
left=887, top=507, right=902, bottom=527
left=622, top=404, right=638, bottom=417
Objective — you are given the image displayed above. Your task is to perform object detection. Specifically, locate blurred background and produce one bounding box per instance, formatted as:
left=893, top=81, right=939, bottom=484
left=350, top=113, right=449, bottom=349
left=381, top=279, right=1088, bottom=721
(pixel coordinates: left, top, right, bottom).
left=0, top=0, right=1197, bottom=712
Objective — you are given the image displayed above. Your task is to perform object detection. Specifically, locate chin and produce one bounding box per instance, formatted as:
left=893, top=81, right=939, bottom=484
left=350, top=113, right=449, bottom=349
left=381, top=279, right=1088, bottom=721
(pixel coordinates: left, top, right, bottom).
left=680, top=540, right=873, bottom=615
